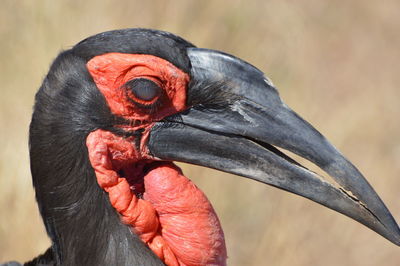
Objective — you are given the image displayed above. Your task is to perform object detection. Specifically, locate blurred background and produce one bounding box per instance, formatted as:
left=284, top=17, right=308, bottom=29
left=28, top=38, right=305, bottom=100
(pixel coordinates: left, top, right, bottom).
left=1, top=0, right=399, bottom=265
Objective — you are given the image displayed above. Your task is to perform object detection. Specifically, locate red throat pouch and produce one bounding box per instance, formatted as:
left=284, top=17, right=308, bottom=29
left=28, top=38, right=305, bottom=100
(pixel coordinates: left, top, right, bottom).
left=86, top=130, right=227, bottom=266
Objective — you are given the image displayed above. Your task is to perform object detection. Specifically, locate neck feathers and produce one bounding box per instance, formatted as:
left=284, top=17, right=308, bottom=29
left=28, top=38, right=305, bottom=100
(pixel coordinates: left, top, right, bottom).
left=29, top=50, right=162, bottom=265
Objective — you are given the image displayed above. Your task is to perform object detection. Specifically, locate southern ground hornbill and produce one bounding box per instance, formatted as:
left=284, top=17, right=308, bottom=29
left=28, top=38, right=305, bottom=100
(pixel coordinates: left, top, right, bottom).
left=4, top=28, right=400, bottom=265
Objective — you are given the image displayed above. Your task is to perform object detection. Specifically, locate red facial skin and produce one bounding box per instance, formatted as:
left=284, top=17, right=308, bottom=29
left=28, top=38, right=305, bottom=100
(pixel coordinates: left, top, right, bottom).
left=87, top=53, right=187, bottom=124
left=86, top=53, right=227, bottom=266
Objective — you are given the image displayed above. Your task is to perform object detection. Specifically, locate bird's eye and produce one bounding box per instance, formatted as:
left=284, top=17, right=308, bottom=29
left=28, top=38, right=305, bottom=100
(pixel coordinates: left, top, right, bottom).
left=125, top=78, right=162, bottom=102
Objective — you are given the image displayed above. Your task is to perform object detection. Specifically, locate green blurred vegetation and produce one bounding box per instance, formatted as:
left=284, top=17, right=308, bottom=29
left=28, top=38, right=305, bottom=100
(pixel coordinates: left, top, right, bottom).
left=1, top=0, right=399, bottom=265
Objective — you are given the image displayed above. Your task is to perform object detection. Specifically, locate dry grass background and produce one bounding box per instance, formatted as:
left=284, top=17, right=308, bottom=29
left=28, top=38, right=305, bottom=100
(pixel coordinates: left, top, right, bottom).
left=1, top=0, right=399, bottom=265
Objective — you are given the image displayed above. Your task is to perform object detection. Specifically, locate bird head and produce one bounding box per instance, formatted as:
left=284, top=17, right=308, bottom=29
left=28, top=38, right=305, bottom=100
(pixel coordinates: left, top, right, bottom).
left=29, top=29, right=400, bottom=265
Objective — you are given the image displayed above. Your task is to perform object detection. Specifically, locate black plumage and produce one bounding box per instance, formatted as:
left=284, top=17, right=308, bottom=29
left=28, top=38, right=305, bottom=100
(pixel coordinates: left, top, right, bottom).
left=29, top=28, right=192, bottom=266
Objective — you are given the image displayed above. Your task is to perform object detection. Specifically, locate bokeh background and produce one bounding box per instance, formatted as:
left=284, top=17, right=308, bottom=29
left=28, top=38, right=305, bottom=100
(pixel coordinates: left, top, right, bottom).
left=1, top=0, right=399, bottom=265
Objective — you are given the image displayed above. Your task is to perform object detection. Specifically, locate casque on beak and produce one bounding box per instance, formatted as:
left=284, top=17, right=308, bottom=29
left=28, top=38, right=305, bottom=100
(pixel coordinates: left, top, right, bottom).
left=147, top=48, right=400, bottom=246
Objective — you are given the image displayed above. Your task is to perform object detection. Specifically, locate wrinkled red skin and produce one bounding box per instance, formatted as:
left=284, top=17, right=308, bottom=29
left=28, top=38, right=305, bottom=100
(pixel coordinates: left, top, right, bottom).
left=144, top=162, right=227, bottom=266
left=87, top=53, right=188, bottom=124
left=86, top=54, right=227, bottom=266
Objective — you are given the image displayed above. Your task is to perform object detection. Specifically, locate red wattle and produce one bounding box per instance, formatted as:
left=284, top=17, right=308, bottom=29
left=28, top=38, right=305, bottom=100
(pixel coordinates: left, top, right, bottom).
left=86, top=130, right=227, bottom=266
left=144, top=163, right=227, bottom=266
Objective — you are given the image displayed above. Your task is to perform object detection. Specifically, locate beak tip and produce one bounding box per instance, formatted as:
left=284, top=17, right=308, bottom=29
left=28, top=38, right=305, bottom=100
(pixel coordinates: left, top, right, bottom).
left=379, top=220, right=400, bottom=246
left=392, top=228, right=400, bottom=246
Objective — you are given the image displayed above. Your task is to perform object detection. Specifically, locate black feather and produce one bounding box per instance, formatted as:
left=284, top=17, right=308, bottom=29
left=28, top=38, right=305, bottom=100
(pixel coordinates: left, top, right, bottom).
left=186, top=79, right=240, bottom=112
left=72, top=28, right=194, bottom=72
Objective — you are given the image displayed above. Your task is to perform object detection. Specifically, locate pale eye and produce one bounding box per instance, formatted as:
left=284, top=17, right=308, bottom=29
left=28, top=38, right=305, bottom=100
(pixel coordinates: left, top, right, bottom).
left=126, top=78, right=161, bottom=101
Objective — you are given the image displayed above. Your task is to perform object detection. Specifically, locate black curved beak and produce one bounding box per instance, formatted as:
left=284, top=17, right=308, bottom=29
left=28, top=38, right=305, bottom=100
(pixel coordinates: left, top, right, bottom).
left=147, top=48, right=400, bottom=246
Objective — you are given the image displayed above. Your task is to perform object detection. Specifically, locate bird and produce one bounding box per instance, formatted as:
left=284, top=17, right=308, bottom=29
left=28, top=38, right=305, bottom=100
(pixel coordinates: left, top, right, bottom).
left=3, top=28, right=400, bottom=266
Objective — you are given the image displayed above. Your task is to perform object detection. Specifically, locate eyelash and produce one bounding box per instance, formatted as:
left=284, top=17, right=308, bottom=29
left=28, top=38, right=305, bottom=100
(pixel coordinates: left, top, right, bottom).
left=125, top=89, right=161, bottom=109
left=122, top=86, right=165, bottom=119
